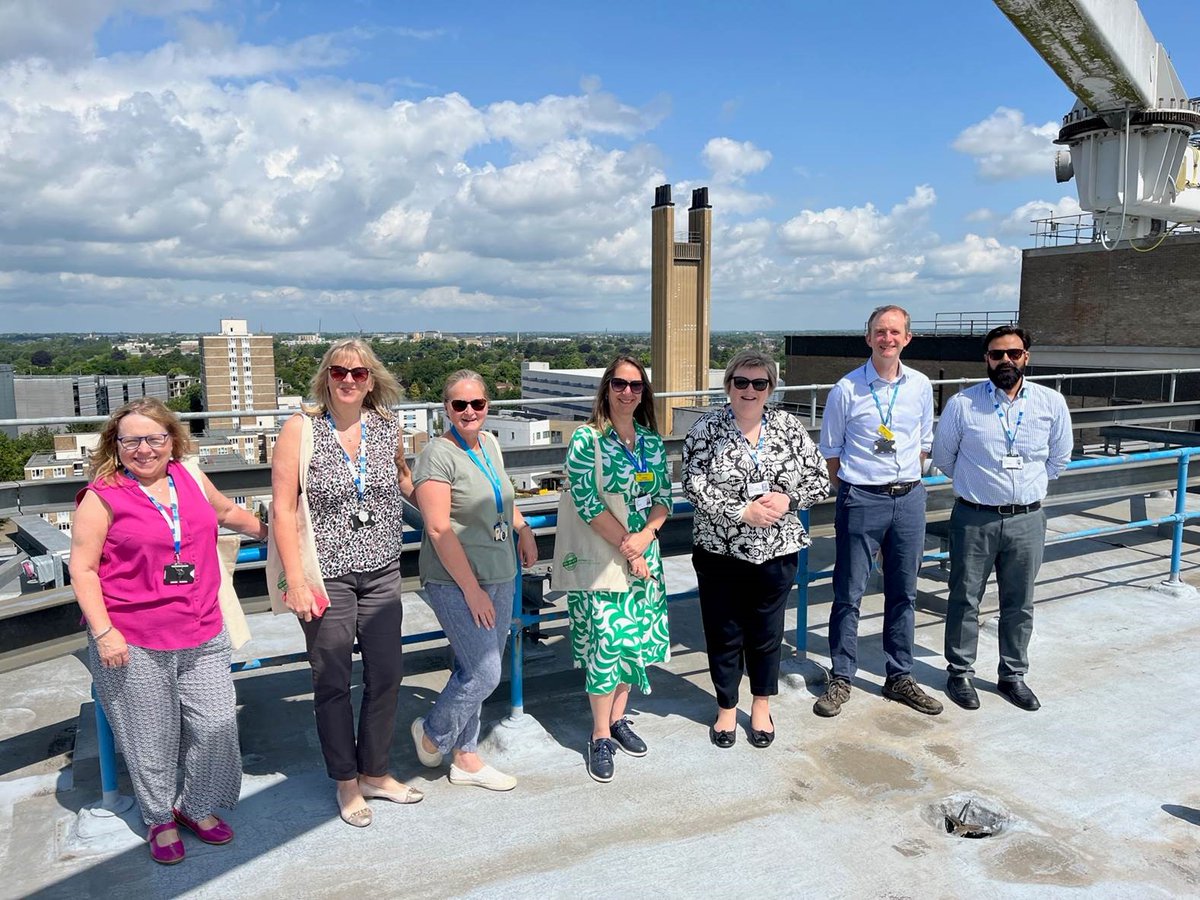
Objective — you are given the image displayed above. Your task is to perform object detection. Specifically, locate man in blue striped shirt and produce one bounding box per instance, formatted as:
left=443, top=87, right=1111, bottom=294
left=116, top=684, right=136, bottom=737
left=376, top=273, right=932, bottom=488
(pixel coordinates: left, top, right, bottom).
left=932, top=325, right=1072, bottom=712
left=816, top=305, right=943, bottom=718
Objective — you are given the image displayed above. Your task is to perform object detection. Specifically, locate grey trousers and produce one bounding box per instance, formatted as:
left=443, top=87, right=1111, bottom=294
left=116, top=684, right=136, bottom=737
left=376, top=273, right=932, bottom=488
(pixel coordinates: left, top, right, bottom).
left=421, top=580, right=514, bottom=754
left=944, top=502, right=1046, bottom=681
left=301, top=560, right=404, bottom=781
left=89, top=627, right=242, bottom=827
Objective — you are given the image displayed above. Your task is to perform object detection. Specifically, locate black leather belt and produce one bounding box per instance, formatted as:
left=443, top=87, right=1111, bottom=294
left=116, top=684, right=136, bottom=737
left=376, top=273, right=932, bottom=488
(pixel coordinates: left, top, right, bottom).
left=853, top=481, right=920, bottom=497
left=957, top=498, right=1041, bottom=516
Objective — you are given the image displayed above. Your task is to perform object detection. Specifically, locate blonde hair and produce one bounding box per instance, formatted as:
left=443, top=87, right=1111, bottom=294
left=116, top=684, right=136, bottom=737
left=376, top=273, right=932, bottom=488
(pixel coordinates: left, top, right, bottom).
left=723, top=349, right=778, bottom=393
left=305, top=338, right=401, bottom=418
left=90, top=398, right=193, bottom=486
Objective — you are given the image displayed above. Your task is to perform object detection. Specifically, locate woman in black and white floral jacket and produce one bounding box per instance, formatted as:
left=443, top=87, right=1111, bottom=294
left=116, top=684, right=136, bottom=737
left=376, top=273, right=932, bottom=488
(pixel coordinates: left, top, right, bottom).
left=682, top=349, right=829, bottom=750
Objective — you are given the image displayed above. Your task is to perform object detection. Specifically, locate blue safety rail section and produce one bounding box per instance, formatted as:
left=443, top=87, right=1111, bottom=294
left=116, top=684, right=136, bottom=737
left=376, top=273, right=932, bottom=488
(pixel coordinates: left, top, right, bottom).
left=91, top=448, right=1200, bottom=808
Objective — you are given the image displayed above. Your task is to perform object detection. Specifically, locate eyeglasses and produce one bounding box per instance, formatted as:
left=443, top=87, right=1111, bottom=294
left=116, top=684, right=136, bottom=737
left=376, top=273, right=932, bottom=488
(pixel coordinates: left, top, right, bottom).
left=328, top=365, right=371, bottom=382
left=610, top=378, right=644, bottom=394
left=731, top=376, right=771, bottom=391
left=986, top=348, right=1027, bottom=362
left=449, top=398, right=488, bottom=412
left=117, top=433, right=170, bottom=451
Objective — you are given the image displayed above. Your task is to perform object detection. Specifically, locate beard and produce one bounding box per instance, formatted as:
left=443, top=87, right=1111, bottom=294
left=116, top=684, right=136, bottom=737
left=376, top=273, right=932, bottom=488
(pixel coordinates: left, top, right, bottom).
left=988, top=363, right=1024, bottom=391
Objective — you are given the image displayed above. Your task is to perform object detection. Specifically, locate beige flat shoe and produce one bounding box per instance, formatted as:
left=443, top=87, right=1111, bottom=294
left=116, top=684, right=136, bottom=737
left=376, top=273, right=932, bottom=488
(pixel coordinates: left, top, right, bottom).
left=339, top=804, right=373, bottom=828
left=359, top=782, right=424, bottom=804
left=448, top=763, right=516, bottom=792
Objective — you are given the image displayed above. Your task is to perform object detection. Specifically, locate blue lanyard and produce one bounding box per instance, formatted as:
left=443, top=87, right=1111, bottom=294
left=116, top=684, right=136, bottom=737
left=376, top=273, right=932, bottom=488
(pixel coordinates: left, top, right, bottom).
left=728, top=409, right=768, bottom=471
left=865, top=365, right=899, bottom=428
left=993, top=388, right=1026, bottom=454
left=326, top=413, right=368, bottom=500
left=448, top=426, right=505, bottom=523
left=127, top=470, right=182, bottom=562
left=607, top=428, right=648, bottom=473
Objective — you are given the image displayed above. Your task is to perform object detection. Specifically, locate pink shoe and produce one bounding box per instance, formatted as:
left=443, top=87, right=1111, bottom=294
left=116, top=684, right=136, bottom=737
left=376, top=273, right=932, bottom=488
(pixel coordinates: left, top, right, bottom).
left=172, top=808, right=234, bottom=845
left=147, top=823, right=185, bottom=865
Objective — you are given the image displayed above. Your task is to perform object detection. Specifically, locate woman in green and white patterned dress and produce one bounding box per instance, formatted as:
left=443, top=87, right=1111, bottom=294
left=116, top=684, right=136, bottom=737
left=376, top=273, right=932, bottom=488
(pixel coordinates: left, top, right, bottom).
left=564, top=355, right=671, bottom=784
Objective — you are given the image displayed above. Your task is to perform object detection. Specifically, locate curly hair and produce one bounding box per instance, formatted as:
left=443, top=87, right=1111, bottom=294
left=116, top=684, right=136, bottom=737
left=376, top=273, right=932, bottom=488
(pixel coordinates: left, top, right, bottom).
left=90, top=398, right=193, bottom=485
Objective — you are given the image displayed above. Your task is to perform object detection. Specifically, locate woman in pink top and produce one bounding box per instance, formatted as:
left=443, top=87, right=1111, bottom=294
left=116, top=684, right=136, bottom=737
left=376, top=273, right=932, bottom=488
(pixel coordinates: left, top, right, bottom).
left=69, top=399, right=267, bottom=866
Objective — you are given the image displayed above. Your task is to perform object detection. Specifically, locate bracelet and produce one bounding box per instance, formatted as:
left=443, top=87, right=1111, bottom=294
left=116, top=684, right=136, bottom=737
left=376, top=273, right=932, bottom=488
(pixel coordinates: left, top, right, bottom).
left=92, top=625, right=113, bottom=641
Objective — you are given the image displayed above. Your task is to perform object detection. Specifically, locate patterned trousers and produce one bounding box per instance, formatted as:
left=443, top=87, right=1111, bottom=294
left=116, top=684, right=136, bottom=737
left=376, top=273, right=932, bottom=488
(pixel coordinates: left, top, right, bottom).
left=89, top=628, right=242, bottom=827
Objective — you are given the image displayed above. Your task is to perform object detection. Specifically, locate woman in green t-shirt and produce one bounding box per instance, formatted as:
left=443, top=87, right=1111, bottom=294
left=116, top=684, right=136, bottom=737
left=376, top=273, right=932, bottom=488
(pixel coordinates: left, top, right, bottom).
left=411, top=370, right=538, bottom=792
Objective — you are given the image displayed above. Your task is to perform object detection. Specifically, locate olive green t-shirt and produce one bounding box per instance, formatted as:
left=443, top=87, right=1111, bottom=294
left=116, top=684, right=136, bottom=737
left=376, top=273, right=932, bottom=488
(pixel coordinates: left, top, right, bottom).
left=412, top=433, right=517, bottom=586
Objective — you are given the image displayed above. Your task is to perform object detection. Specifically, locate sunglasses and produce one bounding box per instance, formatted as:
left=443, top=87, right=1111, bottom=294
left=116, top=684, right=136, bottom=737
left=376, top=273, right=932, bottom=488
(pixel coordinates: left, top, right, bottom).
left=731, top=376, right=771, bottom=391
left=449, top=398, right=488, bottom=412
left=986, top=348, right=1027, bottom=362
left=117, top=433, right=170, bottom=451
left=328, top=365, right=371, bottom=382
left=610, top=378, right=645, bottom=394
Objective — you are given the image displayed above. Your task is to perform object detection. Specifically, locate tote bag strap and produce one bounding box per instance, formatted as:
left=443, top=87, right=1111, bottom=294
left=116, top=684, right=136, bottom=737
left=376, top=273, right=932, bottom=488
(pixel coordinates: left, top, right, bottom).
left=298, top=414, right=315, bottom=492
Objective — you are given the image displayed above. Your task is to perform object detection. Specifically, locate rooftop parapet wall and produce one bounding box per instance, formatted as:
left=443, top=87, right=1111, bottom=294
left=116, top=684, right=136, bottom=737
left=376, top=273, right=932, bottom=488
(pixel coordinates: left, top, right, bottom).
left=1020, top=233, right=1200, bottom=348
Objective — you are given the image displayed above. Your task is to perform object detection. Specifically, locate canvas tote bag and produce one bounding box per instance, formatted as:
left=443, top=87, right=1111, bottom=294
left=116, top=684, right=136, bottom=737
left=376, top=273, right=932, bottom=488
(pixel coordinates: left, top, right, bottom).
left=551, top=427, right=632, bottom=593
left=265, top=414, right=326, bottom=614
left=179, top=458, right=252, bottom=650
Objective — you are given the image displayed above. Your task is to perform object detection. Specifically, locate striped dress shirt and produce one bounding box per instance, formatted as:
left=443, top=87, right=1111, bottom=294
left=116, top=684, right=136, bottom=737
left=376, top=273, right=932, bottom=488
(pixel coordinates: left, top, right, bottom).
left=932, top=379, right=1073, bottom=506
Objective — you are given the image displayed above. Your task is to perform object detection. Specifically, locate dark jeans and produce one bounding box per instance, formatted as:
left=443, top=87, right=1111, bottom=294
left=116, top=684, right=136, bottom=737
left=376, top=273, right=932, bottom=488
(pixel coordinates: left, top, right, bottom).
left=301, top=560, right=404, bottom=781
left=693, top=547, right=799, bottom=709
left=829, top=481, right=926, bottom=680
left=945, top=502, right=1046, bottom=681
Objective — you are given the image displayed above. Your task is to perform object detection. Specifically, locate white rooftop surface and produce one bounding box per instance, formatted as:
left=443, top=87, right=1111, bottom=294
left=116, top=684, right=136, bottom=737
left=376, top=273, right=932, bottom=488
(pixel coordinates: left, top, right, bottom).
left=2, top=498, right=1200, bottom=898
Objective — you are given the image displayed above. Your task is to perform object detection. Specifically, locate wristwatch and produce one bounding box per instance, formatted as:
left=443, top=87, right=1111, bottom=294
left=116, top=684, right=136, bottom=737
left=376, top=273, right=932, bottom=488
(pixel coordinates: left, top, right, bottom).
left=787, top=494, right=800, bottom=512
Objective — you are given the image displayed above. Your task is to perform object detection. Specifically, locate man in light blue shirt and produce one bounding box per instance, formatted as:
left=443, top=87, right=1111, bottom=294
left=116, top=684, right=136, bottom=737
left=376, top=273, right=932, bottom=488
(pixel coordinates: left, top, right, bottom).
left=815, top=305, right=942, bottom=718
left=932, top=325, right=1072, bottom=712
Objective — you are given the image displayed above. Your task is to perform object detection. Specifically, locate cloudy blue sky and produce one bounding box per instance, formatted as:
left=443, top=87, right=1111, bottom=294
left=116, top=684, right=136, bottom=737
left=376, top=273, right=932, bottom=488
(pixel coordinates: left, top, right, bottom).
left=1, top=0, right=1197, bottom=334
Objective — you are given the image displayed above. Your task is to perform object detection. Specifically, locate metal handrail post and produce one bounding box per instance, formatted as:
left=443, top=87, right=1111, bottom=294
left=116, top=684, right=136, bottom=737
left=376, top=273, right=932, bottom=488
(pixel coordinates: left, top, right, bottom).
left=795, top=509, right=810, bottom=657
left=91, top=686, right=130, bottom=812
left=508, top=545, right=525, bottom=719
left=1168, top=449, right=1191, bottom=584
left=809, top=387, right=817, bottom=427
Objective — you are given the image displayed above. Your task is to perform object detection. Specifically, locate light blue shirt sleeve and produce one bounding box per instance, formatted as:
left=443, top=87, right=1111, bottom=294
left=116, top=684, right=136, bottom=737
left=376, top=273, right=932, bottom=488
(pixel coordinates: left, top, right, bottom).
left=1046, top=391, right=1073, bottom=479
left=931, top=394, right=963, bottom=478
left=818, top=382, right=847, bottom=461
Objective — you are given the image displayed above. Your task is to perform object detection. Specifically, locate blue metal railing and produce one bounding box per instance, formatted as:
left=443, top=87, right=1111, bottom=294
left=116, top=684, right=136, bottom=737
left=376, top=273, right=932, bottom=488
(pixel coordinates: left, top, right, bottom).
left=90, top=448, right=1200, bottom=807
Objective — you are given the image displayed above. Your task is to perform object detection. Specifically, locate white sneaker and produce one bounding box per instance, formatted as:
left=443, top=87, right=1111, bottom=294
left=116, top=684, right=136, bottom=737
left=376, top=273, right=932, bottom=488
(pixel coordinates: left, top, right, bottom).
left=411, top=717, right=443, bottom=768
left=448, top=763, right=517, bottom=792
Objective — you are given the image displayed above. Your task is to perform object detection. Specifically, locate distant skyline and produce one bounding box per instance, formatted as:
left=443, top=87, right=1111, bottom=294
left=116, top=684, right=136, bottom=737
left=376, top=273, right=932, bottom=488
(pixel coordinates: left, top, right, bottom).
left=2, top=0, right=1197, bottom=334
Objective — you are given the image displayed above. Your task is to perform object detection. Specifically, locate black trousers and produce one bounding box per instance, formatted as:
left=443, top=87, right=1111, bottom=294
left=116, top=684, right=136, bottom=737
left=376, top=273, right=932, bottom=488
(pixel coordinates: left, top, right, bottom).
left=300, top=560, right=404, bottom=781
left=693, top=547, right=799, bottom=709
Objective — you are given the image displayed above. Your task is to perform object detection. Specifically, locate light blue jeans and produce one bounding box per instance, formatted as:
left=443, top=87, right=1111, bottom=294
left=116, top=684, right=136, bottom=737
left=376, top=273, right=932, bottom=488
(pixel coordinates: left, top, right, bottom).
left=421, top=580, right=515, bottom=754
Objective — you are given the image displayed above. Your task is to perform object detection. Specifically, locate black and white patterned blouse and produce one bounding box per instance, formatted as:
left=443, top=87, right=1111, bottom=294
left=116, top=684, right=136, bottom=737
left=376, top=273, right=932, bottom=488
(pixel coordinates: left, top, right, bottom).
left=306, top=410, right=405, bottom=577
left=683, top=405, right=830, bottom=563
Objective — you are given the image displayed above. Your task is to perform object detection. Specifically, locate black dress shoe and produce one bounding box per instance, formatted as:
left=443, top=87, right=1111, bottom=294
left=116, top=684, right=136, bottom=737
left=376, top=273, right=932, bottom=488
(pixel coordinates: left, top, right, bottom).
left=946, top=676, right=980, bottom=710
left=997, top=679, right=1041, bottom=711
left=748, top=715, right=775, bottom=749
left=709, top=724, right=736, bottom=748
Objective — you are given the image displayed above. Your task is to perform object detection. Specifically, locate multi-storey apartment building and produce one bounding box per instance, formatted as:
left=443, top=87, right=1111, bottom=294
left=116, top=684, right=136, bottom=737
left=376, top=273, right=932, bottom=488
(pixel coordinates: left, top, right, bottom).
left=199, top=319, right=276, bottom=431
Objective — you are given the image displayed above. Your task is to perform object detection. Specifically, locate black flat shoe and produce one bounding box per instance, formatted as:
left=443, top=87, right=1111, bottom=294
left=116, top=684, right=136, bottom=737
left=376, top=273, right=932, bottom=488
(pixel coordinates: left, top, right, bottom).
left=709, top=725, right=736, bottom=749
left=748, top=715, right=775, bottom=749
left=946, top=676, right=980, bottom=710
left=997, top=679, right=1041, bottom=711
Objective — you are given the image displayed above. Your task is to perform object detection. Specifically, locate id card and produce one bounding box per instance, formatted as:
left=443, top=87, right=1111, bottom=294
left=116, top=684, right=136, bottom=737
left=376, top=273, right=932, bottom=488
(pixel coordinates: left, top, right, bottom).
left=350, top=508, right=377, bottom=530
left=747, top=480, right=770, bottom=498
left=1002, top=455, right=1024, bottom=470
left=493, top=521, right=509, bottom=542
left=877, top=424, right=895, bottom=441
left=634, top=494, right=653, bottom=512
left=163, top=562, right=196, bottom=585
left=634, top=471, right=654, bottom=483
left=873, top=438, right=896, bottom=455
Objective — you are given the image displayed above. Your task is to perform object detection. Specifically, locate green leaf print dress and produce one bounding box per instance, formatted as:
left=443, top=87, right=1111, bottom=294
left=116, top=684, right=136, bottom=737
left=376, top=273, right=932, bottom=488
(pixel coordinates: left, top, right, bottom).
left=565, top=424, right=672, bottom=695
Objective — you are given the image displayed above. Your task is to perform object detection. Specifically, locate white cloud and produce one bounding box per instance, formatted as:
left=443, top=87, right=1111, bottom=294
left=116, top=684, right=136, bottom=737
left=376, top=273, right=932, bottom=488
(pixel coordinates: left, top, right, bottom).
left=702, top=137, right=772, bottom=183
left=925, top=234, right=1021, bottom=279
left=1001, top=196, right=1083, bottom=233
left=777, top=185, right=935, bottom=258
left=953, top=107, right=1059, bottom=181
